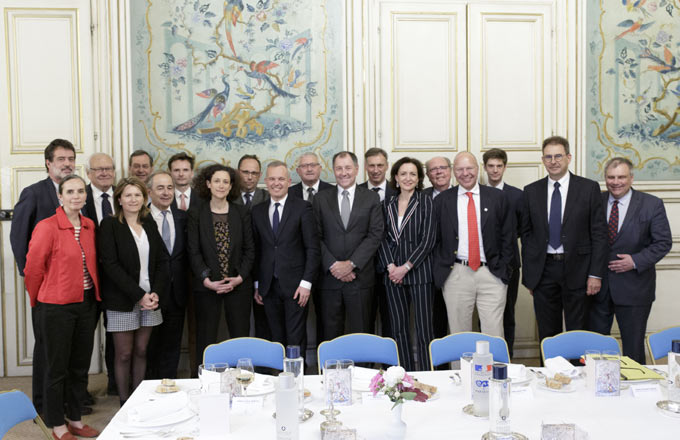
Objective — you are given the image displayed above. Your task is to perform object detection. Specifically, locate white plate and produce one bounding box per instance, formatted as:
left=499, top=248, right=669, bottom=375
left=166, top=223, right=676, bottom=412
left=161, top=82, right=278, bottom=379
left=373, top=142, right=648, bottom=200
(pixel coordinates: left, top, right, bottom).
left=510, top=371, right=534, bottom=387
left=244, top=375, right=276, bottom=396
left=122, top=407, right=195, bottom=428
left=536, top=381, right=576, bottom=393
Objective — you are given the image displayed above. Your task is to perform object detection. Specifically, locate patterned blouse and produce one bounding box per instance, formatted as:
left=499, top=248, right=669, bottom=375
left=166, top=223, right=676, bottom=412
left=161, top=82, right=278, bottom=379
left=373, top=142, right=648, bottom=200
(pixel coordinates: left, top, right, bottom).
left=212, top=212, right=231, bottom=278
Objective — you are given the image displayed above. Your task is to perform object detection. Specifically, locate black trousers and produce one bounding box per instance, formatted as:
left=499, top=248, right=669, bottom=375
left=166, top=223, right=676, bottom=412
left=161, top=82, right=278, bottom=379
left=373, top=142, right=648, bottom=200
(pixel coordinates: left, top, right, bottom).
left=370, top=273, right=392, bottom=338
left=533, top=257, right=588, bottom=348
left=263, top=278, right=308, bottom=353
left=320, top=285, right=373, bottom=341
left=194, top=287, right=251, bottom=364
left=147, top=295, right=186, bottom=379
left=385, top=279, right=434, bottom=371
left=38, top=290, right=97, bottom=427
left=31, top=306, right=46, bottom=413
left=503, top=267, right=520, bottom=358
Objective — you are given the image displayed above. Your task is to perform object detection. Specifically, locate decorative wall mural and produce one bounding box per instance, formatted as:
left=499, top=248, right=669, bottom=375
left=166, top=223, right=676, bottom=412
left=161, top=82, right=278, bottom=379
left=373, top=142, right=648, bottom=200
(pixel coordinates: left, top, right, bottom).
left=586, top=0, right=680, bottom=180
left=131, top=0, right=343, bottom=181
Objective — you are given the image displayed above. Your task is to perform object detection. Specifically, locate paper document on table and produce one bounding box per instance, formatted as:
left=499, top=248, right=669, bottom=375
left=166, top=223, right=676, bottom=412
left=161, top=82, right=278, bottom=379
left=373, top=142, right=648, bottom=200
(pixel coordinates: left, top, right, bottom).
left=618, top=356, right=665, bottom=381
left=128, top=391, right=187, bottom=422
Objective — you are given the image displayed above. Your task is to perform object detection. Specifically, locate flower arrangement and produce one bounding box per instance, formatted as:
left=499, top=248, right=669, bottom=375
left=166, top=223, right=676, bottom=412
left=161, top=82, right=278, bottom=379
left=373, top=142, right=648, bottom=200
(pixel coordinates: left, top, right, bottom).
left=369, top=366, right=429, bottom=409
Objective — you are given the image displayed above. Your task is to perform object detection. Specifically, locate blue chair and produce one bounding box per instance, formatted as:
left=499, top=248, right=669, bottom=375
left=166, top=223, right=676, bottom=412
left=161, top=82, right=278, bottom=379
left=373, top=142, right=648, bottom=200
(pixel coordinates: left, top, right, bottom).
left=541, top=330, right=620, bottom=363
left=428, top=332, right=510, bottom=369
left=203, top=337, right=285, bottom=370
left=0, top=389, right=51, bottom=439
left=646, top=326, right=680, bottom=365
left=317, top=333, right=399, bottom=373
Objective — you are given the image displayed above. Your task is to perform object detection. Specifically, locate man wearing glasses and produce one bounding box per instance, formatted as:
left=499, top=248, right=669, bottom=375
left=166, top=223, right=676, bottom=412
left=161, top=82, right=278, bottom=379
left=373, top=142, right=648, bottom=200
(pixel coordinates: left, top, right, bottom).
left=289, top=152, right=334, bottom=202
left=424, top=157, right=453, bottom=198
left=520, top=136, right=607, bottom=349
left=235, top=154, right=270, bottom=208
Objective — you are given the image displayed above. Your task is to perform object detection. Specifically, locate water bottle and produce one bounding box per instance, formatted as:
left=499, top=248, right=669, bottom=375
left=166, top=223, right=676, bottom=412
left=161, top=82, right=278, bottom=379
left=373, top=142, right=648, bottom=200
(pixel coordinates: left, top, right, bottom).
left=472, top=340, right=493, bottom=417
left=276, top=372, right=299, bottom=440
left=283, top=345, right=305, bottom=417
left=489, top=363, right=511, bottom=435
left=669, top=340, right=680, bottom=402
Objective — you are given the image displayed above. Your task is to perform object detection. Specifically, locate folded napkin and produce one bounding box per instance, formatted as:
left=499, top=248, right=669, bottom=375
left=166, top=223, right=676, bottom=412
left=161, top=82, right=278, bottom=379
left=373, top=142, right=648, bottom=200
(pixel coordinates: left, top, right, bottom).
left=128, top=391, right=188, bottom=422
left=545, top=356, right=580, bottom=378
left=506, top=363, right=527, bottom=380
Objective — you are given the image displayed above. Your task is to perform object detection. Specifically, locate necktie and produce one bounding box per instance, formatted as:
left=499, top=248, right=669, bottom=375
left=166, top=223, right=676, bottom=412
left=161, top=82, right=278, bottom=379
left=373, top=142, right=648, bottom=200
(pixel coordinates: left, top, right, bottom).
left=466, top=192, right=481, bottom=271
left=340, top=190, right=350, bottom=228
left=549, top=182, right=562, bottom=249
left=306, top=187, right=315, bottom=203
left=244, top=192, right=252, bottom=206
left=608, top=200, right=619, bottom=245
left=272, top=202, right=280, bottom=236
left=101, top=193, right=113, bottom=219
left=372, top=187, right=383, bottom=201
left=161, top=210, right=172, bottom=253
left=180, top=193, right=187, bottom=211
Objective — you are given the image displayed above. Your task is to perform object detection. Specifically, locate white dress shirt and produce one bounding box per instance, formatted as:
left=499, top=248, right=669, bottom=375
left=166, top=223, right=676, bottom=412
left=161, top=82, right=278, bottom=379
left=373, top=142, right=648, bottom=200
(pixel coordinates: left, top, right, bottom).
left=337, top=184, right=356, bottom=212
left=92, top=185, right=115, bottom=225
left=175, top=188, right=192, bottom=210
left=129, top=227, right=151, bottom=293
left=367, top=180, right=387, bottom=202
left=456, top=183, right=487, bottom=262
left=302, top=181, right=320, bottom=202
left=547, top=173, right=570, bottom=254
left=150, top=203, right=175, bottom=251
left=489, top=181, right=505, bottom=190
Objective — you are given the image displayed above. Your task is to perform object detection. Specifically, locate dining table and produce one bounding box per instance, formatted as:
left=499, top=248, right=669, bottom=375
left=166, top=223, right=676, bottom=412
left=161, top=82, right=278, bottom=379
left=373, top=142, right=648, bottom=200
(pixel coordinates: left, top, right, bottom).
left=98, top=366, right=679, bottom=439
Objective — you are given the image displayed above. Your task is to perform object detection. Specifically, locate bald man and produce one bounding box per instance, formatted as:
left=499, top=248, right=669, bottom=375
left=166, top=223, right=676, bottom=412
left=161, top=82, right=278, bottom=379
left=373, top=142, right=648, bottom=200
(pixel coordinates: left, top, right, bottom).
left=432, top=152, right=514, bottom=337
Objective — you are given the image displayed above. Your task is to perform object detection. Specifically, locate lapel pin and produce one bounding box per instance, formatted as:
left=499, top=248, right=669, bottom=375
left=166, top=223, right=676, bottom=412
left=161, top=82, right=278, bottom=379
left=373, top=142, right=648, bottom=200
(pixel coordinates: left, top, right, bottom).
left=484, top=208, right=488, bottom=212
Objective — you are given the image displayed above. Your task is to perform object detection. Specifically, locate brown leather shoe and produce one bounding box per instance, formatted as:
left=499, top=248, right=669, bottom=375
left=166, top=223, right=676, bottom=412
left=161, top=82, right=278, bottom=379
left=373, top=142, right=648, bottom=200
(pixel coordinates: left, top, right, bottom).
left=67, top=424, right=100, bottom=438
left=52, top=430, right=77, bottom=440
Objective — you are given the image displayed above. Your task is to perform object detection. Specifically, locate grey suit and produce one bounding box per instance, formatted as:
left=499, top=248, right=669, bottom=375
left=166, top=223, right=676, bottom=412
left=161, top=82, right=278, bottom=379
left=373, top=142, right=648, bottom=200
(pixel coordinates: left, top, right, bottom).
left=313, top=185, right=384, bottom=340
left=588, top=189, right=671, bottom=363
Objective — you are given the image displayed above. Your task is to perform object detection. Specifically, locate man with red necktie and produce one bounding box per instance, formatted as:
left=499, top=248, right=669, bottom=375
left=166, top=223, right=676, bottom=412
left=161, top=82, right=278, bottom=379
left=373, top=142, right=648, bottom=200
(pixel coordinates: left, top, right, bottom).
left=432, top=152, right=514, bottom=337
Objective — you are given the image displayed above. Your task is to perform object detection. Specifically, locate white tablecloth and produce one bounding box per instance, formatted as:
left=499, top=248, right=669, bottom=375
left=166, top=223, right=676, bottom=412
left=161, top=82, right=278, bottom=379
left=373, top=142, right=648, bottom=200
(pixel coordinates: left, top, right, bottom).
left=99, top=369, right=679, bottom=439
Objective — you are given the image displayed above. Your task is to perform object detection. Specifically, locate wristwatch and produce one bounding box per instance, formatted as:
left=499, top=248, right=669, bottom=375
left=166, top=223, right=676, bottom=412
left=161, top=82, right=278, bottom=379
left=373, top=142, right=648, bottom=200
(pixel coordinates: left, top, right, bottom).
left=350, top=261, right=357, bottom=269
left=404, top=262, right=413, bottom=271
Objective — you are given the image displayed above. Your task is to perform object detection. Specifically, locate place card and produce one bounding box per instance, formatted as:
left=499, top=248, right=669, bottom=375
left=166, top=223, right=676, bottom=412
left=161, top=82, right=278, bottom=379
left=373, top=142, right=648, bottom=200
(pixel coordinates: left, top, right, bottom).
left=511, top=386, right=534, bottom=401
left=361, top=392, right=388, bottom=406
left=231, top=396, right=264, bottom=415
left=199, top=394, right=229, bottom=439
left=630, top=383, right=662, bottom=399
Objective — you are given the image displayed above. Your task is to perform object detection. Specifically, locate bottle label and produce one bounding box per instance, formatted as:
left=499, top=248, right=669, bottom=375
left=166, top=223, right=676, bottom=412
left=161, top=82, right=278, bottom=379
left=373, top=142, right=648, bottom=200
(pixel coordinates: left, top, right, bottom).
left=474, top=379, right=489, bottom=389
left=474, top=364, right=493, bottom=372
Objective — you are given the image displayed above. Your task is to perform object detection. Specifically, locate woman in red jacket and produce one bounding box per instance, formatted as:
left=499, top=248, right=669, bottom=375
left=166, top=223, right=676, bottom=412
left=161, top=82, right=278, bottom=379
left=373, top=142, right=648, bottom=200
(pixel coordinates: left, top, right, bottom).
left=25, top=174, right=101, bottom=440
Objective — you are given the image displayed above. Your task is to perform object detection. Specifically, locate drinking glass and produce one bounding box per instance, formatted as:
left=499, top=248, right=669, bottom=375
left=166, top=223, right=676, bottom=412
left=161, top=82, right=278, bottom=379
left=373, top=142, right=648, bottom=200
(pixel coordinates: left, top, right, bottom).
left=460, top=352, right=474, bottom=400
left=198, top=363, right=215, bottom=392
left=236, top=358, right=255, bottom=396
left=324, top=359, right=353, bottom=406
left=584, top=350, right=600, bottom=391
left=596, top=350, right=620, bottom=396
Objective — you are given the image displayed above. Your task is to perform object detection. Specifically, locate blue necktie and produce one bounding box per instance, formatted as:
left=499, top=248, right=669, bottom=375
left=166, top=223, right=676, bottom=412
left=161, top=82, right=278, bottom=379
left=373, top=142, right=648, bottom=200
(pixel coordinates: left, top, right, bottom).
left=161, top=210, right=172, bottom=253
left=101, top=193, right=113, bottom=218
left=272, top=202, right=280, bottom=237
left=549, top=182, right=562, bottom=249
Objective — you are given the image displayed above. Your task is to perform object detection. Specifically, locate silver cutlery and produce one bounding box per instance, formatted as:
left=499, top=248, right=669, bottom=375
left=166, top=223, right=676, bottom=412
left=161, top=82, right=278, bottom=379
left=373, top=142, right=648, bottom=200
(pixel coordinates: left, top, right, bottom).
left=119, top=427, right=176, bottom=438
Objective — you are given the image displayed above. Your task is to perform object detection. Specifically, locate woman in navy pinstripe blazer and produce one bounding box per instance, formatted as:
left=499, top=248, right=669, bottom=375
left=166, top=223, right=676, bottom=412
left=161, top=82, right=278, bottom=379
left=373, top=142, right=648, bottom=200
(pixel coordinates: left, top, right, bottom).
left=378, top=157, right=437, bottom=371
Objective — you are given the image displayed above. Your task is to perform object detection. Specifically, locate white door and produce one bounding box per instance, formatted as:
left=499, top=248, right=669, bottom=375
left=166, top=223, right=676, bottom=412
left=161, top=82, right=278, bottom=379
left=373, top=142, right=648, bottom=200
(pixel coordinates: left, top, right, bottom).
left=0, top=0, right=98, bottom=376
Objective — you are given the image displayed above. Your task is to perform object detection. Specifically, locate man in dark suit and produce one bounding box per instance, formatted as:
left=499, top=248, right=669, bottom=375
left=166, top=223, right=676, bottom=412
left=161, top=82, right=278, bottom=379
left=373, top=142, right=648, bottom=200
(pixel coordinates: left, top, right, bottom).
left=424, top=156, right=453, bottom=345
left=313, top=151, right=384, bottom=339
left=588, top=157, right=671, bottom=363
left=146, top=171, right=190, bottom=378
left=129, top=150, right=154, bottom=182
left=521, top=136, right=608, bottom=347
left=358, top=148, right=397, bottom=339
left=433, top=152, right=513, bottom=337
left=253, top=161, right=320, bottom=350
left=82, top=152, right=118, bottom=396
left=235, top=154, right=271, bottom=342
left=289, top=152, right=334, bottom=201
left=10, top=139, right=76, bottom=414
left=168, top=152, right=198, bottom=211
left=483, top=148, right=523, bottom=358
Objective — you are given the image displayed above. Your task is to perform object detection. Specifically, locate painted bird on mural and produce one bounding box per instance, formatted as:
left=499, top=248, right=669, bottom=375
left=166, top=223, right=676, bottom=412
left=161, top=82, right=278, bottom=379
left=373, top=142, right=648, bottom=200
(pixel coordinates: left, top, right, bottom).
left=290, top=37, right=311, bottom=62
left=240, top=61, right=298, bottom=98
left=622, top=0, right=647, bottom=12
left=225, top=0, right=244, bottom=57
left=173, top=75, right=230, bottom=132
left=615, top=19, right=654, bottom=40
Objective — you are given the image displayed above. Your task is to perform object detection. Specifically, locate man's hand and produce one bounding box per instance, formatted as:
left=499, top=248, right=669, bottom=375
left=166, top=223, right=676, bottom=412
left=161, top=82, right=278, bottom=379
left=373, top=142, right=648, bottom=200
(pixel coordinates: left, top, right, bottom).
left=608, top=254, right=635, bottom=273
left=330, top=260, right=354, bottom=280
left=339, top=272, right=356, bottom=283
left=204, top=277, right=229, bottom=294
left=254, top=289, right=264, bottom=305
left=528, top=289, right=533, bottom=296
left=586, top=277, right=601, bottom=296
left=293, top=286, right=311, bottom=307
left=223, top=275, right=244, bottom=293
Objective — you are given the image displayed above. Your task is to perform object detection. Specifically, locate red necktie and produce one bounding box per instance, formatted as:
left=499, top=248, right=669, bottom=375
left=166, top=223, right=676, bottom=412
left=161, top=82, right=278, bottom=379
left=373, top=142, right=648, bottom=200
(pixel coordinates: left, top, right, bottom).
left=608, top=200, right=619, bottom=245
left=466, top=192, right=480, bottom=271
left=180, top=193, right=187, bottom=211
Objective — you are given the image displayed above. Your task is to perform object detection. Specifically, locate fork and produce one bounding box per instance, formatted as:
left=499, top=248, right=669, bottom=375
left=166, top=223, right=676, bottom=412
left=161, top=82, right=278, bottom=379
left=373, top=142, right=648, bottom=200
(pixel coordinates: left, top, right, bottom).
left=120, top=427, right=176, bottom=438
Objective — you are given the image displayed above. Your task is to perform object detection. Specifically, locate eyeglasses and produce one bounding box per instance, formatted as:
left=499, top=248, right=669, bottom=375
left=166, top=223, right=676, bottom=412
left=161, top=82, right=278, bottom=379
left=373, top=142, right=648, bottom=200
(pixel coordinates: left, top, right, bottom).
left=428, top=166, right=450, bottom=173
left=542, top=154, right=566, bottom=163
left=298, top=163, right=320, bottom=169
left=91, top=167, right=115, bottom=173
left=239, top=170, right=261, bottom=177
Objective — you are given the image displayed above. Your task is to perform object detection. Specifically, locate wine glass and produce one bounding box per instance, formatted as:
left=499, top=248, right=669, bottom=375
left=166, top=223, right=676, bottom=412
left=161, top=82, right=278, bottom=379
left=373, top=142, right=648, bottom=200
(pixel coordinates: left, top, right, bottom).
left=236, top=358, right=255, bottom=396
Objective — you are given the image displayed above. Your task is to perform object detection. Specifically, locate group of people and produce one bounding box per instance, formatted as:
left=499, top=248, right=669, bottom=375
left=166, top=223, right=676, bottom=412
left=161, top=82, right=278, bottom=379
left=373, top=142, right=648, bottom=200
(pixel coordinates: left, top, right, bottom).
left=10, top=136, right=672, bottom=440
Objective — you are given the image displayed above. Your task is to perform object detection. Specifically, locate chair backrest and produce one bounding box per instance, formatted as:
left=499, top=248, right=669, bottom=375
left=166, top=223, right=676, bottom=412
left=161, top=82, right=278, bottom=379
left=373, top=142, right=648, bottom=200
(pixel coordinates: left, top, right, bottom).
left=203, top=337, right=285, bottom=370
left=541, top=331, right=620, bottom=363
left=428, top=332, right=510, bottom=369
left=646, top=326, right=680, bottom=365
left=0, top=389, right=51, bottom=439
left=317, top=333, right=399, bottom=373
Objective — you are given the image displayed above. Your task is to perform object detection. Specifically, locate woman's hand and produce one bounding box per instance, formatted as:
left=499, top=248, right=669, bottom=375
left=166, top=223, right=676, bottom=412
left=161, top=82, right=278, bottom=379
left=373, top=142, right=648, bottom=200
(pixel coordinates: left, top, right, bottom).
left=389, top=264, right=409, bottom=284
left=139, top=292, right=158, bottom=310
left=203, top=277, right=230, bottom=294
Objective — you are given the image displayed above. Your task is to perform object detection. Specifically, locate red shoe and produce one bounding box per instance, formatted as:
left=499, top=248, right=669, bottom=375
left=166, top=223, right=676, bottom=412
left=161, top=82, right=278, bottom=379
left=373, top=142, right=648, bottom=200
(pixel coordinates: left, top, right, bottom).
left=52, top=431, right=77, bottom=440
left=67, top=424, right=100, bottom=438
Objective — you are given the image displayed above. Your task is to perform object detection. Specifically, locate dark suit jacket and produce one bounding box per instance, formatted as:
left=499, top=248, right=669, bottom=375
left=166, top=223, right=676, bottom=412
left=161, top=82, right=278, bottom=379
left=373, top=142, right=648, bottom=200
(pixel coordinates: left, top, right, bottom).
left=600, top=189, right=671, bottom=305
left=164, top=205, right=190, bottom=308
left=10, top=177, right=60, bottom=276
left=520, top=173, right=608, bottom=290
left=97, top=215, right=169, bottom=312
left=187, top=201, right=254, bottom=292
left=502, top=183, right=524, bottom=270
left=233, top=187, right=269, bottom=209
left=288, top=180, right=334, bottom=199
left=82, top=183, right=115, bottom=226
left=252, top=196, right=320, bottom=297
left=171, top=189, right=200, bottom=212
left=358, top=180, right=397, bottom=204
left=432, top=185, right=513, bottom=288
left=313, top=185, right=384, bottom=290
left=423, top=186, right=453, bottom=199
left=377, top=191, right=436, bottom=284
